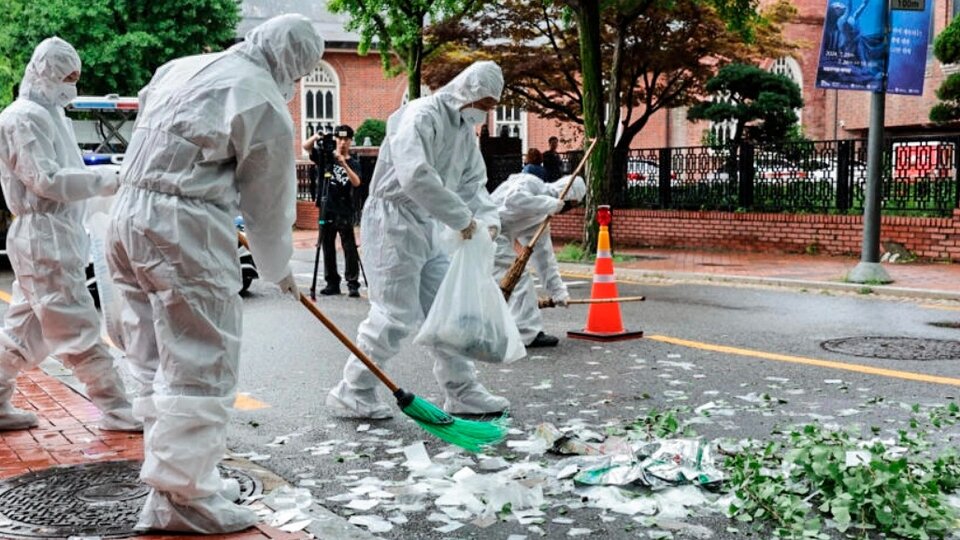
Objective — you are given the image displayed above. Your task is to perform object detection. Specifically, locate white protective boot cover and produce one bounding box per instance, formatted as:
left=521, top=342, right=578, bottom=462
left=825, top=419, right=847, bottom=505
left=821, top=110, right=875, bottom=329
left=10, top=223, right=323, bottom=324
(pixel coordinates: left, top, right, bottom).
left=434, top=353, right=509, bottom=415
left=0, top=350, right=37, bottom=430
left=326, top=375, right=393, bottom=420
left=135, top=395, right=257, bottom=533
left=67, top=349, right=141, bottom=431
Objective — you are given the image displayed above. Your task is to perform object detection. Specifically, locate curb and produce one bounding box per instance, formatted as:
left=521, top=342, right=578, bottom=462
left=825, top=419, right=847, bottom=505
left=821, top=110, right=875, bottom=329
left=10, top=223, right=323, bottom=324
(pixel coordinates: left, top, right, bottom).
left=557, top=262, right=960, bottom=302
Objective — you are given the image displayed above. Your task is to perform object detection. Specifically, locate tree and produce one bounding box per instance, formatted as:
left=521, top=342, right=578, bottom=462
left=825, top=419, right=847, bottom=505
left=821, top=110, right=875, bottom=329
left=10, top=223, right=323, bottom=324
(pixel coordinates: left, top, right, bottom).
left=426, top=0, right=794, bottom=249
left=0, top=0, right=240, bottom=108
left=328, top=0, right=482, bottom=101
left=930, top=17, right=960, bottom=123
left=687, top=63, right=803, bottom=149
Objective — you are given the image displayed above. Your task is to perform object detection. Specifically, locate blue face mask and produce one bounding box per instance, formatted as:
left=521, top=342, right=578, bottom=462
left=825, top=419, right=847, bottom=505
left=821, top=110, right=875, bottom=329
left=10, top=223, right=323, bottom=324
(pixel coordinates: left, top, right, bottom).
left=460, top=107, right=487, bottom=126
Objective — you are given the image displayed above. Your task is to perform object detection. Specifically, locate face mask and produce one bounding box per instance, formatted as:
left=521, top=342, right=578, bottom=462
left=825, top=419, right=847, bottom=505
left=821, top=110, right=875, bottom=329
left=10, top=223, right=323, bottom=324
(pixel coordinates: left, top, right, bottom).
left=460, top=107, right=487, bottom=126
left=56, top=82, right=78, bottom=107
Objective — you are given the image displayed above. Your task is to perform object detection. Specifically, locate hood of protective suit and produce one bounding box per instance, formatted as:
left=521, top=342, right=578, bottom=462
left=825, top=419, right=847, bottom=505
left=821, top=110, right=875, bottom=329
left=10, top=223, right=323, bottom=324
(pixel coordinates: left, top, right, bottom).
left=19, top=37, right=82, bottom=108
left=436, top=61, right=503, bottom=109
left=232, top=14, right=325, bottom=100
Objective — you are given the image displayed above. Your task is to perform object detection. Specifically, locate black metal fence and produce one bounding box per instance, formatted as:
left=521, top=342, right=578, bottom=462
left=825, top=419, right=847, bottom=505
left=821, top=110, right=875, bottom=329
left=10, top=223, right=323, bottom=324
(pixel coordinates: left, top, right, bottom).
left=620, top=136, right=960, bottom=216
left=296, top=136, right=960, bottom=218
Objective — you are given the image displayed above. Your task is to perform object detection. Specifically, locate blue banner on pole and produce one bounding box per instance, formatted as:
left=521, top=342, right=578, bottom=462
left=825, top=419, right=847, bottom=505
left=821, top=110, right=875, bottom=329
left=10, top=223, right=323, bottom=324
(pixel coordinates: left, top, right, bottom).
left=815, top=0, right=887, bottom=92
left=886, top=0, right=934, bottom=95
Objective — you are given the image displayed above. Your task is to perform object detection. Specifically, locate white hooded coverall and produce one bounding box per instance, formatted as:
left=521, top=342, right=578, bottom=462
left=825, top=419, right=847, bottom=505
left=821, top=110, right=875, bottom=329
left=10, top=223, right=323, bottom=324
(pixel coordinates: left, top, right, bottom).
left=491, top=173, right=586, bottom=345
left=326, top=61, right=510, bottom=418
left=105, top=15, right=323, bottom=534
left=0, top=37, right=137, bottom=432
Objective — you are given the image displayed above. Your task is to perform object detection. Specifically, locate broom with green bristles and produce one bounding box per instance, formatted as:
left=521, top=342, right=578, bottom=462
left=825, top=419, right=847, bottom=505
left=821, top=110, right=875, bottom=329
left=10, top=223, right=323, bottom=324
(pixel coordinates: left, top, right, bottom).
left=239, top=235, right=509, bottom=453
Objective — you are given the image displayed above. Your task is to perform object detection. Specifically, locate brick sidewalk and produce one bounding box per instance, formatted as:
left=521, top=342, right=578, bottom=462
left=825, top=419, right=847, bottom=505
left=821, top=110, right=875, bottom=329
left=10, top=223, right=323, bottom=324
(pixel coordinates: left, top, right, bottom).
left=0, top=368, right=305, bottom=540
left=293, top=228, right=960, bottom=295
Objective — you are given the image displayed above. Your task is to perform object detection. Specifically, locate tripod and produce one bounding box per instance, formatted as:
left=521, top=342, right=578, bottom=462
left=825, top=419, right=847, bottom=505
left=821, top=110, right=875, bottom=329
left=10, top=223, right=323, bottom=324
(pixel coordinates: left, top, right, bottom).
left=309, top=163, right=332, bottom=300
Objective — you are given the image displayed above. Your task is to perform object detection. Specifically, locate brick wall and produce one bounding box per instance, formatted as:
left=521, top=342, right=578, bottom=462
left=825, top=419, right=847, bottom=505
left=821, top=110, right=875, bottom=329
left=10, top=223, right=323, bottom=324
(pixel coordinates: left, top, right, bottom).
left=550, top=208, right=960, bottom=261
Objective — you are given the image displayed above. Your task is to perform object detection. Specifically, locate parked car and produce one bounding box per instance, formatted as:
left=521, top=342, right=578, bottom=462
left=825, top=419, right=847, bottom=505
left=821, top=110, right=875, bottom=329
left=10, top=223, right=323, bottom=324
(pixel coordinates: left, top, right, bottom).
left=626, top=158, right=676, bottom=185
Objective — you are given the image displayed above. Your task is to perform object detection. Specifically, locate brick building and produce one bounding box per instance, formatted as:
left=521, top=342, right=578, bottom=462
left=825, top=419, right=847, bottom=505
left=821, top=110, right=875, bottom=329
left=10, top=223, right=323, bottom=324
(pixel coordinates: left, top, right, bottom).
left=244, top=0, right=960, bottom=159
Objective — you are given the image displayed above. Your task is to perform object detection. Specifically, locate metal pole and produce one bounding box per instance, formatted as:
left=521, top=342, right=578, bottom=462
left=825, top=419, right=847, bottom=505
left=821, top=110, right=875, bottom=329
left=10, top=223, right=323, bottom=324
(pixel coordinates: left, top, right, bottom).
left=849, top=0, right=893, bottom=284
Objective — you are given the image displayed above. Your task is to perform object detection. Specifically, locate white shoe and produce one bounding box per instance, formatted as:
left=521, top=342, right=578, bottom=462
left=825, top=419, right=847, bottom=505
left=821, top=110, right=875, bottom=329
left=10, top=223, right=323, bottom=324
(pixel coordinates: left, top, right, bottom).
left=325, top=381, right=393, bottom=419
left=135, top=488, right=258, bottom=534
left=220, top=478, right=241, bottom=502
left=443, top=382, right=509, bottom=415
left=0, top=405, right=38, bottom=430
left=98, top=407, right=144, bottom=432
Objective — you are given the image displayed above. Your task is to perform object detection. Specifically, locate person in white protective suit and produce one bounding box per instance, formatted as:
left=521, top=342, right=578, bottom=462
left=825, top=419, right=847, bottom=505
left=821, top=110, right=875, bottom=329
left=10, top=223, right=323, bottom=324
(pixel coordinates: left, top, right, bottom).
left=0, top=37, right=139, bottom=432
left=491, top=172, right=587, bottom=348
left=326, top=61, right=511, bottom=419
left=105, top=15, right=323, bottom=534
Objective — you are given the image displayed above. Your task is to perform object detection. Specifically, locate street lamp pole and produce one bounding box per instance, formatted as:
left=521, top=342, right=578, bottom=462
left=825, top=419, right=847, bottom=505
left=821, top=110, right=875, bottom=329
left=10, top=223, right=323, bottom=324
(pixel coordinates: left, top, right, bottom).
left=848, top=0, right=894, bottom=284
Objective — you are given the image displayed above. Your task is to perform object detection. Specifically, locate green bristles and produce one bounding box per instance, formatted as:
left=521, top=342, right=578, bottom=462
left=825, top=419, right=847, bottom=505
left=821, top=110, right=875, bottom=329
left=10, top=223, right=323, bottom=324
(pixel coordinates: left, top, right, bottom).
left=399, top=394, right=510, bottom=453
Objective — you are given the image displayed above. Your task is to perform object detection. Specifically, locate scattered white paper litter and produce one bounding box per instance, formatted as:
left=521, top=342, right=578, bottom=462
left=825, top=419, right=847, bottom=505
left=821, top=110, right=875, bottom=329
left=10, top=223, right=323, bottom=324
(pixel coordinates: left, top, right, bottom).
left=349, top=515, right=394, bottom=533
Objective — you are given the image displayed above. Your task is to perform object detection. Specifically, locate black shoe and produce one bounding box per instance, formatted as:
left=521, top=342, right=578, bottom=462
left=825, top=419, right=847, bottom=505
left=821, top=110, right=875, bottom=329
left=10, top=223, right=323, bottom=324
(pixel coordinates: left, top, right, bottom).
left=319, top=286, right=341, bottom=296
left=348, top=288, right=360, bottom=298
left=527, top=331, right=559, bottom=348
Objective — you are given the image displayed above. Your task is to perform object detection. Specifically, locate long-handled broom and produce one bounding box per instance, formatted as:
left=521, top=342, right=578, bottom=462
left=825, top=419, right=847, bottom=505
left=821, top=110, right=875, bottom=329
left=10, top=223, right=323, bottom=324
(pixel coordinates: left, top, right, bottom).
left=500, top=138, right=599, bottom=300
left=239, top=235, right=508, bottom=453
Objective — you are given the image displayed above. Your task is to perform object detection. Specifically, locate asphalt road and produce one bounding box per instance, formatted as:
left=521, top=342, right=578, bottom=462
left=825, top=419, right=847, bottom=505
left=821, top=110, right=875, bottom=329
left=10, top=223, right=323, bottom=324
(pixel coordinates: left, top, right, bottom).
left=229, top=248, right=960, bottom=539
left=3, top=247, right=960, bottom=539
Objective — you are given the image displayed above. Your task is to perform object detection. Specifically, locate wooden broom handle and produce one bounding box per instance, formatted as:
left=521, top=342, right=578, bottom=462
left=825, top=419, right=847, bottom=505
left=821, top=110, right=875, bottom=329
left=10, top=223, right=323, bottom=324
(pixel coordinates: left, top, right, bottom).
left=238, top=233, right=399, bottom=393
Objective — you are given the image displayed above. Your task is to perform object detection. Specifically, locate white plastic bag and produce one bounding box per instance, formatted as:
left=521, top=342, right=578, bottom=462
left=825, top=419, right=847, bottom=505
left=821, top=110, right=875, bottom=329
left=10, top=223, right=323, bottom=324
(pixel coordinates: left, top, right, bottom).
left=84, top=197, right=125, bottom=350
left=415, top=227, right=525, bottom=364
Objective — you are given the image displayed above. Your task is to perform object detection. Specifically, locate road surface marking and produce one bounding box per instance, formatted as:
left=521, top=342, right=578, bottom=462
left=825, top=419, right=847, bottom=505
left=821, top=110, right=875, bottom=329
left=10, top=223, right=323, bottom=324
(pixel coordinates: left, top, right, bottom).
left=648, top=334, right=960, bottom=387
left=0, top=288, right=271, bottom=409
left=234, top=393, right=270, bottom=410
left=921, top=304, right=960, bottom=312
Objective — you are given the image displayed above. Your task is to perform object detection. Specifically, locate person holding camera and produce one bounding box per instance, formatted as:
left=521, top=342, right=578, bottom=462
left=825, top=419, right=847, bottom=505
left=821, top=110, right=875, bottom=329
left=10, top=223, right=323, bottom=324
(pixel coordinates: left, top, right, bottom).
left=303, top=125, right=362, bottom=297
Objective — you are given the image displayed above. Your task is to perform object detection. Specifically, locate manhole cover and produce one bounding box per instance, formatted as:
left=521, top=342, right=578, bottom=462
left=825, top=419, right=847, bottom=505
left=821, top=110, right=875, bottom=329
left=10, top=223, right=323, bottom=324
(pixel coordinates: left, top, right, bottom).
left=0, top=460, right=260, bottom=539
left=821, top=336, right=960, bottom=361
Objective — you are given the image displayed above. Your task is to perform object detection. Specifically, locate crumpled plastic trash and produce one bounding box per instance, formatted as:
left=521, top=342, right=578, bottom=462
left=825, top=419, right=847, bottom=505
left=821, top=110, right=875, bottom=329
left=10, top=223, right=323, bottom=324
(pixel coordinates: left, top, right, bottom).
left=263, top=486, right=313, bottom=529
left=551, top=434, right=723, bottom=489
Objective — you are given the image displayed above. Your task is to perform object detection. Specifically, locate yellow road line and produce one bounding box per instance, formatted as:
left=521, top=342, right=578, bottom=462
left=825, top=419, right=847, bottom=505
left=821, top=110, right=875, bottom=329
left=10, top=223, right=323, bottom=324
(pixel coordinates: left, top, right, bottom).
left=647, top=334, right=960, bottom=387
left=921, top=304, right=960, bottom=312
left=0, top=287, right=270, bottom=409
left=234, top=393, right=270, bottom=410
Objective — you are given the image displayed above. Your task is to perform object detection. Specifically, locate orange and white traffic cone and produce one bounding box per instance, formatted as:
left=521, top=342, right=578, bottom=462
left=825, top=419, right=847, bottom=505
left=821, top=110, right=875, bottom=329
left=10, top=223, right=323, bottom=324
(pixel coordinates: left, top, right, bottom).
left=568, top=206, right=643, bottom=342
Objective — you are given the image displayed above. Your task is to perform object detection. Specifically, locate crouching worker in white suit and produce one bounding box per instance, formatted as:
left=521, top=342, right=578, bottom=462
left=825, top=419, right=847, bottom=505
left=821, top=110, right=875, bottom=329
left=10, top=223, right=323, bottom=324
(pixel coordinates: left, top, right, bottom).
left=105, top=15, right=324, bottom=534
left=491, top=172, right=586, bottom=348
left=0, top=37, right=138, bottom=432
left=326, top=61, right=511, bottom=419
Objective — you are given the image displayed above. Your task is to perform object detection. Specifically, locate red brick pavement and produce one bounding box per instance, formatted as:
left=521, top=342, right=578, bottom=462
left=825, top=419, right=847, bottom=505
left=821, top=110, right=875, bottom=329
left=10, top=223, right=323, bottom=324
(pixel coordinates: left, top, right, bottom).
left=0, top=368, right=306, bottom=540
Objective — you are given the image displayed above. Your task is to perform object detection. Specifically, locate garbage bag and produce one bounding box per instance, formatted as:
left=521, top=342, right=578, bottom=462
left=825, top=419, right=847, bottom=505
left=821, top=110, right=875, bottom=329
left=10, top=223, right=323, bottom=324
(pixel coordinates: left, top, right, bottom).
left=85, top=197, right=125, bottom=350
left=415, top=228, right=525, bottom=364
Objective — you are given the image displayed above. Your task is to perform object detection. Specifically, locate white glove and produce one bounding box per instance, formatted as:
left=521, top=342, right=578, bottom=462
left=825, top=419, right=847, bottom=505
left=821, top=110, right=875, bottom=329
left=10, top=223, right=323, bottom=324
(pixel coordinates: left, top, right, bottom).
left=560, top=175, right=586, bottom=202
left=488, top=226, right=498, bottom=240
left=276, top=268, right=300, bottom=301
left=460, top=219, right=478, bottom=240
left=552, top=291, right=570, bottom=308
left=96, top=165, right=122, bottom=196
left=552, top=199, right=566, bottom=215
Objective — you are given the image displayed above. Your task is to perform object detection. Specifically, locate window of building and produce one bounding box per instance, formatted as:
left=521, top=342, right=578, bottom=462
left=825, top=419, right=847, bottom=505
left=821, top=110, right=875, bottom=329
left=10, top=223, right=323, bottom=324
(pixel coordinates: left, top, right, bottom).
left=708, top=93, right=737, bottom=147
left=770, top=56, right=803, bottom=125
left=493, top=105, right=527, bottom=151
left=301, top=61, right=339, bottom=142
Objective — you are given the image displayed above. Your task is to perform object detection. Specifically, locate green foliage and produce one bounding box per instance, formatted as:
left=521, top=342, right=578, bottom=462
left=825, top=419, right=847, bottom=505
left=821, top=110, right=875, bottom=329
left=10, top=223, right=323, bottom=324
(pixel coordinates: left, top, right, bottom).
left=556, top=242, right=588, bottom=263
left=688, top=63, right=803, bottom=147
left=0, top=0, right=239, bottom=108
left=354, top=118, right=386, bottom=146
left=931, top=17, right=960, bottom=122
left=328, top=0, right=480, bottom=99
left=726, top=403, right=960, bottom=539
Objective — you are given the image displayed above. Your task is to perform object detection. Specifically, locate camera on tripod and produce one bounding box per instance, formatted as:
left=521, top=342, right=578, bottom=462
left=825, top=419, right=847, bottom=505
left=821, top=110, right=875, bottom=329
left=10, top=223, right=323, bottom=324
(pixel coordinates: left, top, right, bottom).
left=313, top=132, right=337, bottom=171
